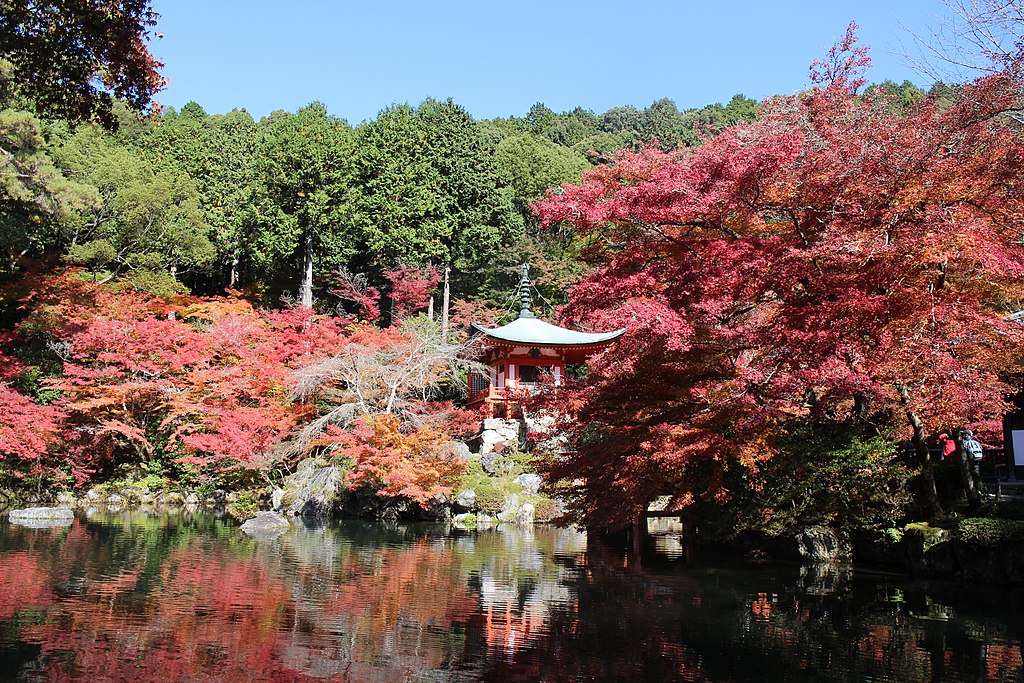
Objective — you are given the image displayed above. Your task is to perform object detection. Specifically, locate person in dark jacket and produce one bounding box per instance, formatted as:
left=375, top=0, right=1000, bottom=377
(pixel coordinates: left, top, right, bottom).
left=961, top=429, right=984, bottom=474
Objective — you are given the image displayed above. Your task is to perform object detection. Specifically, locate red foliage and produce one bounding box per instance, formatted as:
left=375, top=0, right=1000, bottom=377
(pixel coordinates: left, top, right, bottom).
left=0, top=383, right=60, bottom=478
left=535, top=62, right=1024, bottom=525
left=383, top=264, right=441, bottom=320
left=10, top=275, right=349, bottom=480
left=809, top=22, right=872, bottom=92
left=2, top=269, right=473, bottom=507
left=330, top=269, right=381, bottom=323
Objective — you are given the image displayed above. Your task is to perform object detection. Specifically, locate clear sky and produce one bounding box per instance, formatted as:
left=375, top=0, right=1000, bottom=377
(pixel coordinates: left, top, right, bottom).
left=149, top=0, right=952, bottom=124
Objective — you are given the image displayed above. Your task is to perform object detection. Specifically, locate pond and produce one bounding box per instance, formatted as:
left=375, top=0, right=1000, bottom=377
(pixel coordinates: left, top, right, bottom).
left=0, top=511, right=1021, bottom=682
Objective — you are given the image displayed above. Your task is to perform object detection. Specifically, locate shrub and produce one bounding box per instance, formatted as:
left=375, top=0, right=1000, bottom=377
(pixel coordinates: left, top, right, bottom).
left=228, top=491, right=260, bottom=522
left=955, top=518, right=1024, bottom=545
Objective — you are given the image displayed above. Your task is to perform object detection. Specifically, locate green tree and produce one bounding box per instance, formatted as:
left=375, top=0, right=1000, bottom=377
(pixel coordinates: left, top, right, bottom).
left=495, top=133, right=588, bottom=213
left=345, top=98, right=521, bottom=293
left=865, top=80, right=927, bottom=114
left=641, top=97, right=688, bottom=150
left=55, top=127, right=214, bottom=291
left=598, top=105, right=644, bottom=134
left=544, top=106, right=599, bottom=147
left=721, top=93, right=760, bottom=125
left=0, top=106, right=96, bottom=272
left=525, top=102, right=558, bottom=135
left=145, top=103, right=259, bottom=288
left=250, top=102, right=353, bottom=307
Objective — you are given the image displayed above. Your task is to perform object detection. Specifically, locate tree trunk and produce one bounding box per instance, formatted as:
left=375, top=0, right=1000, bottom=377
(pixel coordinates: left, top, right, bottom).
left=955, top=439, right=981, bottom=508
left=899, top=384, right=942, bottom=519
left=299, top=230, right=314, bottom=308
left=229, top=249, right=239, bottom=289
left=441, top=266, right=450, bottom=344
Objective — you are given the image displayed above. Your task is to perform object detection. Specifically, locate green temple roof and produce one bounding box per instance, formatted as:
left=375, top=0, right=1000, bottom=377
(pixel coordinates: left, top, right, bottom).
left=471, top=264, right=626, bottom=347
left=471, top=317, right=625, bottom=347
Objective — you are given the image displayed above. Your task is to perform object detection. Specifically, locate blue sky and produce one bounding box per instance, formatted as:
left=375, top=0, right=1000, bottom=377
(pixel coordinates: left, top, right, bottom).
left=150, top=0, right=951, bottom=124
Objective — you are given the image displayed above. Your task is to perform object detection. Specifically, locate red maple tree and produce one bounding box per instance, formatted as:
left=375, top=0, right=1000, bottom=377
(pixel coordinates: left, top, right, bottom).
left=383, top=264, right=441, bottom=321
left=8, top=274, right=348, bottom=483
left=535, top=41, right=1024, bottom=525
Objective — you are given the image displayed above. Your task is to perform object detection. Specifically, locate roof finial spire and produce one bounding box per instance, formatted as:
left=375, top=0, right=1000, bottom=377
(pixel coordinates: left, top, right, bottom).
left=518, top=263, right=535, bottom=319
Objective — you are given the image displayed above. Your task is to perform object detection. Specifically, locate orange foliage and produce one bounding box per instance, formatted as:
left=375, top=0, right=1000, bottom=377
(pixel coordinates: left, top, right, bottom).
left=328, top=413, right=468, bottom=507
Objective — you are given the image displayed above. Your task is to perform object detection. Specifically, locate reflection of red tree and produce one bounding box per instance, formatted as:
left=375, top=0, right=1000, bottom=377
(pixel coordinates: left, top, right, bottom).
left=750, top=592, right=773, bottom=623
left=315, top=538, right=475, bottom=674
left=987, top=645, right=1024, bottom=680
left=857, top=624, right=893, bottom=663
left=1, top=522, right=491, bottom=682
left=22, top=545, right=298, bottom=682
left=0, top=550, right=57, bottom=622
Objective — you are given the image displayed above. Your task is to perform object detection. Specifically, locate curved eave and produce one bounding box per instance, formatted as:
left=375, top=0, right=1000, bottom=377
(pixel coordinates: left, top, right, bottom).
left=471, top=319, right=626, bottom=348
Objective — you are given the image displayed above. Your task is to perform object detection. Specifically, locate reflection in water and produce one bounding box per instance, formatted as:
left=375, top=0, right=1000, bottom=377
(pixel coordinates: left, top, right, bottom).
left=0, top=512, right=1020, bottom=682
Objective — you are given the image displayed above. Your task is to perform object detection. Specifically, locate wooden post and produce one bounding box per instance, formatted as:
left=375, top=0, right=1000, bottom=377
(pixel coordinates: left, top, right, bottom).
left=632, top=513, right=646, bottom=560
left=683, top=518, right=697, bottom=564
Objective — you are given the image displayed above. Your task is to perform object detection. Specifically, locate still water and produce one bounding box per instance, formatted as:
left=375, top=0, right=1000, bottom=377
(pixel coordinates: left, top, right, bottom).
left=0, top=511, right=1021, bottom=682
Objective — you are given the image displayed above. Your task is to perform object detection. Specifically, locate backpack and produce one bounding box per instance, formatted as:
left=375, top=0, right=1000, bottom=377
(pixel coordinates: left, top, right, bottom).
left=963, top=437, right=983, bottom=461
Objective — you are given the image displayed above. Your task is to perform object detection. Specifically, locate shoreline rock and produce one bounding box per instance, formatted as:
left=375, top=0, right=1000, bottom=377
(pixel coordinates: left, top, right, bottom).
left=240, top=511, right=291, bottom=538
left=9, top=507, right=75, bottom=527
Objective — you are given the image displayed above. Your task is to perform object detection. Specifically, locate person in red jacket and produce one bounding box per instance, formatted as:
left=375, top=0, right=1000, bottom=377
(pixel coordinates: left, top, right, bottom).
left=938, top=433, right=957, bottom=460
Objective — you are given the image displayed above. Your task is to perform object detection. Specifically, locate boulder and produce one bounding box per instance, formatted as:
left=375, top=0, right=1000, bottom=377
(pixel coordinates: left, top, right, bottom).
left=9, top=507, right=74, bottom=523
left=205, top=489, right=227, bottom=506
left=279, top=462, right=346, bottom=518
left=446, top=441, right=473, bottom=460
left=119, top=487, right=141, bottom=504
left=793, top=526, right=852, bottom=563
left=497, top=494, right=520, bottom=524
left=240, top=511, right=291, bottom=538
left=524, top=413, right=568, bottom=453
left=479, top=430, right=507, bottom=455
left=454, top=489, right=477, bottom=510
left=482, top=418, right=510, bottom=431
left=55, top=491, right=78, bottom=508
left=158, top=491, right=183, bottom=506
left=479, top=451, right=500, bottom=475
left=377, top=499, right=410, bottom=523
left=514, top=473, right=542, bottom=496
left=514, top=503, right=535, bottom=527
left=106, top=494, right=126, bottom=510
left=479, top=419, right=522, bottom=454
left=424, top=499, right=452, bottom=525
left=452, top=513, right=478, bottom=529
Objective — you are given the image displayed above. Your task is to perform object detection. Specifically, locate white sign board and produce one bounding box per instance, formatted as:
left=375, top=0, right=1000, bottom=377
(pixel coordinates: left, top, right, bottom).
left=1011, top=429, right=1024, bottom=466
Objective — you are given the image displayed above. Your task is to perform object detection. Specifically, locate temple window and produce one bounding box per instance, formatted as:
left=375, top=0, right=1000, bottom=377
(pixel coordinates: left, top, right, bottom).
left=519, top=365, right=550, bottom=384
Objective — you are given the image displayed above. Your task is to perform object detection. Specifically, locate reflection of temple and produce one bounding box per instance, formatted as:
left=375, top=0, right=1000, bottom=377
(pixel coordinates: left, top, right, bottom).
left=467, top=264, right=625, bottom=417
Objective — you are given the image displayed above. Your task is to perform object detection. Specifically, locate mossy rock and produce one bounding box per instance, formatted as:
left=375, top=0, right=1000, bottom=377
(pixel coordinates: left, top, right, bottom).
left=900, top=523, right=954, bottom=575
left=903, top=522, right=949, bottom=547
